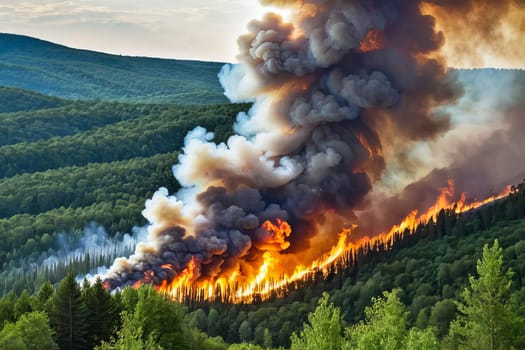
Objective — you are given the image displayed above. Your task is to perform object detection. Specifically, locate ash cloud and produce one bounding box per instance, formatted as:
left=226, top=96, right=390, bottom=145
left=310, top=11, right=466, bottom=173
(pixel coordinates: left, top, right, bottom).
left=104, top=0, right=524, bottom=293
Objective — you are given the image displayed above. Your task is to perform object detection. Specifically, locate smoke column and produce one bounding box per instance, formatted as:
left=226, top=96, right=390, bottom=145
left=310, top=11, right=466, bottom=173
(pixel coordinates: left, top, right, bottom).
left=104, top=0, right=524, bottom=295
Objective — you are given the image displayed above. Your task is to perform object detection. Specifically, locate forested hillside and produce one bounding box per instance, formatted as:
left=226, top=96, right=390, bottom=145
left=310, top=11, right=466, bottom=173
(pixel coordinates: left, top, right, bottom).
left=0, top=87, right=249, bottom=294
left=1, top=182, right=523, bottom=349
left=0, top=34, right=228, bottom=104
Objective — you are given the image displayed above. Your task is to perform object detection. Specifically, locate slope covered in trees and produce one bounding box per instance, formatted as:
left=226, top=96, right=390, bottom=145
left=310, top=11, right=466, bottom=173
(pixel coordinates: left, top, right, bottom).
left=0, top=190, right=523, bottom=349
left=0, top=86, right=65, bottom=113
left=183, top=184, right=525, bottom=348
left=0, top=87, right=249, bottom=295
left=0, top=33, right=227, bottom=104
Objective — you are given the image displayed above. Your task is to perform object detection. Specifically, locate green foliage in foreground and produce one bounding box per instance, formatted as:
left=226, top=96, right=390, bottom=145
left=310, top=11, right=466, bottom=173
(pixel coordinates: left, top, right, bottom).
left=445, top=240, right=525, bottom=350
left=0, top=239, right=522, bottom=349
left=289, top=240, right=523, bottom=350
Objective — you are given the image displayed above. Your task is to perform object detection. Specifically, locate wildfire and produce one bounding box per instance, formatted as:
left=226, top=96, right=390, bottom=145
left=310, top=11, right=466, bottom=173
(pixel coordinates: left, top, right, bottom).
left=358, top=29, right=384, bottom=52
left=130, top=181, right=513, bottom=304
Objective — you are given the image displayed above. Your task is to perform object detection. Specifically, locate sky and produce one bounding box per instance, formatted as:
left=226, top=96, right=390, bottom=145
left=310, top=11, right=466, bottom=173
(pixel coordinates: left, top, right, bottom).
left=0, top=1, right=523, bottom=67
left=0, top=0, right=275, bottom=63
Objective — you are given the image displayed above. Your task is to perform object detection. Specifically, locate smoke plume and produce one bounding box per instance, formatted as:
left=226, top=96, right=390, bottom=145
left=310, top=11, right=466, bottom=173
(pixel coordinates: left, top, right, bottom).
left=103, top=0, right=524, bottom=296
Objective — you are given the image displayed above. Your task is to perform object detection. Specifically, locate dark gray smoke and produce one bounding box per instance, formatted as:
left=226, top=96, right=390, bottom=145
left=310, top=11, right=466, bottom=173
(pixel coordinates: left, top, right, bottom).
left=103, top=0, right=524, bottom=294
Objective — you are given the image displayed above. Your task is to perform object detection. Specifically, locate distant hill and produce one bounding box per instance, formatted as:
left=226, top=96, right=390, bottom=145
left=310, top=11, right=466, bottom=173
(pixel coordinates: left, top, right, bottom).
left=0, top=33, right=228, bottom=104
left=0, top=86, right=65, bottom=113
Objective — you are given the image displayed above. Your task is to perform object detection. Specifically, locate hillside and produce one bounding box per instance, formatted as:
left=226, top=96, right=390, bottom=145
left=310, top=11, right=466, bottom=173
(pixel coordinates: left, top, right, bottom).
left=0, top=86, right=65, bottom=113
left=0, top=94, right=250, bottom=287
left=184, top=189, right=525, bottom=347
left=0, top=33, right=228, bottom=104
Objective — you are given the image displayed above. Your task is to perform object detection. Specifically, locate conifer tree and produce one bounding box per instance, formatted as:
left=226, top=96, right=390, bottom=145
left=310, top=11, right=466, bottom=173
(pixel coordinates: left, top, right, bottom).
left=13, top=290, right=32, bottom=320
left=446, top=240, right=523, bottom=350
left=82, top=277, right=119, bottom=348
left=50, top=271, right=88, bottom=350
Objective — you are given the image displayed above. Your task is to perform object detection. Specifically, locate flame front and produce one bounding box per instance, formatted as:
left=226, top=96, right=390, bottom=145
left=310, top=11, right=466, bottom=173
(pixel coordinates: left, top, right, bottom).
left=102, top=0, right=524, bottom=305
left=143, top=182, right=512, bottom=303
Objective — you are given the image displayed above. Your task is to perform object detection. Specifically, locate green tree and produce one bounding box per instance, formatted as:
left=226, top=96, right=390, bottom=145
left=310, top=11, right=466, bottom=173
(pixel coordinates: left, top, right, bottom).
left=227, top=344, right=264, bottom=350
left=429, top=299, right=456, bottom=338
left=262, top=327, right=272, bottom=349
left=0, top=311, right=58, bottom=350
left=133, top=285, right=185, bottom=349
left=405, top=327, right=439, bottom=350
left=50, top=271, right=88, bottom=350
left=345, top=289, right=407, bottom=350
left=15, top=311, right=59, bottom=350
left=34, top=281, right=54, bottom=313
left=238, top=320, right=252, bottom=343
left=96, top=311, right=162, bottom=350
left=82, top=277, right=119, bottom=348
left=0, top=322, right=26, bottom=350
left=290, top=292, right=343, bottom=350
left=13, top=289, right=32, bottom=320
left=446, top=240, right=522, bottom=350
left=0, top=292, right=16, bottom=326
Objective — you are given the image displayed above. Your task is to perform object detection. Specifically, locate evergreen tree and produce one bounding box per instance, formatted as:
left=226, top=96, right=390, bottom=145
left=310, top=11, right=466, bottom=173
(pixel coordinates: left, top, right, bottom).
left=238, top=320, right=252, bottom=343
left=50, top=271, right=88, bottom=350
left=0, top=291, right=17, bottom=325
left=446, top=240, right=523, bottom=350
left=133, top=285, right=186, bottom=349
left=13, top=289, right=32, bottom=320
left=34, top=281, right=54, bottom=313
left=82, top=277, right=119, bottom=348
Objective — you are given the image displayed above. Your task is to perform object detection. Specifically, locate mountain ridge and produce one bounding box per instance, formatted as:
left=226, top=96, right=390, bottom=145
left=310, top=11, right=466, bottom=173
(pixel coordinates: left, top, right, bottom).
left=0, top=33, right=228, bottom=104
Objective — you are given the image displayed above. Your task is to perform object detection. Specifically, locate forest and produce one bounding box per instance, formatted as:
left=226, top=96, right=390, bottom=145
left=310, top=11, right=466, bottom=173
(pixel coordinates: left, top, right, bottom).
left=1, top=182, right=524, bottom=349
left=0, top=52, right=523, bottom=349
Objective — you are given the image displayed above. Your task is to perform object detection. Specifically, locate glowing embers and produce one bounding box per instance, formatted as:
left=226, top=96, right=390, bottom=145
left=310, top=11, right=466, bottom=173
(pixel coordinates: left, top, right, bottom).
left=358, top=29, right=384, bottom=52
left=132, top=182, right=512, bottom=304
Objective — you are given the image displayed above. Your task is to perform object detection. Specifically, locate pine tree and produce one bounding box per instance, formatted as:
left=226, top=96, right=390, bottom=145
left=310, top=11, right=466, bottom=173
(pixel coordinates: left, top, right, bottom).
left=13, top=290, right=32, bottom=320
left=344, top=289, right=439, bottom=350
left=34, top=281, right=54, bottom=313
left=446, top=240, right=523, bottom=350
left=82, top=277, right=119, bottom=348
left=50, top=271, right=88, bottom=350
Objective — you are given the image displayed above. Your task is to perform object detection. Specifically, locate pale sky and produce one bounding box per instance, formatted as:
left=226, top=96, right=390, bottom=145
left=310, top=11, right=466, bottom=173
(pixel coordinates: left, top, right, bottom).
left=0, top=1, right=523, bottom=67
left=0, top=0, right=273, bottom=62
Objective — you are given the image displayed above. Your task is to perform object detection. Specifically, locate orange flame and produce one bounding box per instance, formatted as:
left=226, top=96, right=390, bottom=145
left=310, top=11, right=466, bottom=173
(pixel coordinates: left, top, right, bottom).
left=358, top=29, right=384, bottom=52
left=133, top=181, right=512, bottom=303
left=261, top=218, right=292, bottom=250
